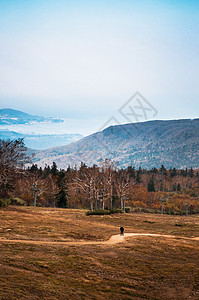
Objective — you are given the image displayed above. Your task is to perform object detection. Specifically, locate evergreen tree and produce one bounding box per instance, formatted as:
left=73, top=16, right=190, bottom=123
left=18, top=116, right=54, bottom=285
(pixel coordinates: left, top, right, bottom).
left=177, top=183, right=181, bottom=191
left=56, top=189, right=68, bottom=208
left=138, top=166, right=143, bottom=174
left=160, top=165, right=167, bottom=176
left=151, top=167, right=158, bottom=174
left=188, top=167, right=194, bottom=178
left=43, top=165, right=51, bottom=178
left=30, top=164, right=38, bottom=173
left=38, top=167, right=43, bottom=177
left=136, top=170, right=141, bottom=183
left=51, top=162, right=58, bottom=176
left=148, top=176, right=155, bottom=192
left=170, top=167, right=177, bottom=177
left=56, top=170, right=68, bottom=208
left=127, top=166, right=135, bottom=178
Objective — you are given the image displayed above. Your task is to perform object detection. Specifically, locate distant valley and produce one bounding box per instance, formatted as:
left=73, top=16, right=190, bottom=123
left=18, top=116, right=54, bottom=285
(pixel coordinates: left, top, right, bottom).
left=0, top=130, right=83, bottom=150
left=0, top=108, right=83, bottom=149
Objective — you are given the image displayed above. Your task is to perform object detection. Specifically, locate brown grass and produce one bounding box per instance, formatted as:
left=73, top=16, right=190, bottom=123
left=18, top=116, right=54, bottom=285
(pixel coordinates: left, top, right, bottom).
left=0, top=206, right=199, bottom=299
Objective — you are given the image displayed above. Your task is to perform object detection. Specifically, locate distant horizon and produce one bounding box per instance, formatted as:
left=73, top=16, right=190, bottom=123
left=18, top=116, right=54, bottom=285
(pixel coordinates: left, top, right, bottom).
left=1, top=106, right=199, bottom=122
left=0, top=106, right=198, bottom=137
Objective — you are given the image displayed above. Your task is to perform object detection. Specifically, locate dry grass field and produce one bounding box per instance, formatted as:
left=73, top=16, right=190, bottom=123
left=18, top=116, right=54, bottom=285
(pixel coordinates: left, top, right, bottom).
left=0, top=206, right=199, bottom=299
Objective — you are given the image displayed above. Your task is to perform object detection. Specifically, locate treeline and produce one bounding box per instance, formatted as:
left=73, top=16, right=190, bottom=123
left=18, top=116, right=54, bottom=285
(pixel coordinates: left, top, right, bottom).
left=0, top=139, right=199, bottom=214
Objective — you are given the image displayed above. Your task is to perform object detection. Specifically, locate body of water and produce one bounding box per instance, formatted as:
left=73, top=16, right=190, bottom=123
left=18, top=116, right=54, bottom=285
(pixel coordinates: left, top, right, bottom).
left=0, top=118, right=99, bottom=136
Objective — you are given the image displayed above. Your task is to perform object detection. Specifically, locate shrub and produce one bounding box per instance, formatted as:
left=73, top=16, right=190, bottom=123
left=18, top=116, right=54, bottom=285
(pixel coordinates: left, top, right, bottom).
left=86, top=208, right=124, bottom=216
left=143, top=220, right=155, bottom=224
left=125, top=207, right=131, bottom=213
left=86, top=209, right=108, bottom=216
left=10, top=198, right=26, bottom=206
left=132, top=207, right=142, bottom=213
left=109, top=208, right=123, bottom=214
left=0, top=198, right=9, bottom=208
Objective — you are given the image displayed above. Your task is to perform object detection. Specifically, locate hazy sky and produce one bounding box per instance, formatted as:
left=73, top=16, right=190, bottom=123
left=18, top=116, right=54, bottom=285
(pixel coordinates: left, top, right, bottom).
left=0, top=0, right=198, bottom=133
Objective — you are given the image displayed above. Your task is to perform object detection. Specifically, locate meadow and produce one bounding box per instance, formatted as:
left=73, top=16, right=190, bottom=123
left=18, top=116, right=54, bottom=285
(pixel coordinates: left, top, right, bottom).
left=0, top=206, right=199, bottom=299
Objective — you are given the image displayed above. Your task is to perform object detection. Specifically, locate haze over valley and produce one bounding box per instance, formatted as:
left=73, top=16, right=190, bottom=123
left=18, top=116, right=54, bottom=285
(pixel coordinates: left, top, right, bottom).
left=0, top=109, right=83, bottom=149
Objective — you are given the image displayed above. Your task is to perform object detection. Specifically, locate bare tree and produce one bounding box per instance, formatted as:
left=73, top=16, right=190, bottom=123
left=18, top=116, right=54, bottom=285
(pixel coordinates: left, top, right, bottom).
left=101, top=159, right=117, bottom=210
left=73, top=167, right=95, bottom=211
left=116, top=170, right=130, bottom=210
left=0, top=139, right=30, bottom=198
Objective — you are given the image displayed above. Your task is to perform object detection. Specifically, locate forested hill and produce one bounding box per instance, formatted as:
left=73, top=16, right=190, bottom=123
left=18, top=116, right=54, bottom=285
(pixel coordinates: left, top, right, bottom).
left=0, top=108, right=63, bottom=125
left=33, top=118, right=199, bottom=169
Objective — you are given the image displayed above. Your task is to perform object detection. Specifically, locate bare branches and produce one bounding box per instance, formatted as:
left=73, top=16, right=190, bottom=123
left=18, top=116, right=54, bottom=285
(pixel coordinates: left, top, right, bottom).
left=0, top=139, right=31, bottom=197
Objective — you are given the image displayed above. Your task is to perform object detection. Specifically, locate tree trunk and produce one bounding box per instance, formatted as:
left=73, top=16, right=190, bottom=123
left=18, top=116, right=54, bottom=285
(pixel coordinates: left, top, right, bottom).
left=120, top=196, right=123, bottom=210
left=90, top=199, right=93, bottom=211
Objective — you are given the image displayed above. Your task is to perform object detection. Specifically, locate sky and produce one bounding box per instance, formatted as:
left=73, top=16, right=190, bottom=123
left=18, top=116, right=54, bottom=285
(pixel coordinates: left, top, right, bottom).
left=0, top=0, right=199, bottom=135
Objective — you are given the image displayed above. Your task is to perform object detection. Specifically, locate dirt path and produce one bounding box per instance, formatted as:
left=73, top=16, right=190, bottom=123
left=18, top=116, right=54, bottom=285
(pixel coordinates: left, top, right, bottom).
left=0, top=233, right=198, bottom=246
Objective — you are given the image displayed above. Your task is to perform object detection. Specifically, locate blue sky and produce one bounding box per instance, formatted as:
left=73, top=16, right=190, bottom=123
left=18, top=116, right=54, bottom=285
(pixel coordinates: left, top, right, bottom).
left=0, top=0, right=198, bottom=134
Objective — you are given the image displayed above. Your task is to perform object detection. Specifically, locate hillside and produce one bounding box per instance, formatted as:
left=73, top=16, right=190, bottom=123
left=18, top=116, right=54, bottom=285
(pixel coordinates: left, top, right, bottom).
left=0, top=108, right=63, bottom=125
left=32, top=118, right=199, bottom=169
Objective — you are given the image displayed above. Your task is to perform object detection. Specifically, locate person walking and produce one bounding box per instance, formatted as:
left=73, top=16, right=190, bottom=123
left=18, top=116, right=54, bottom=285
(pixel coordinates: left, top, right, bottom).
left=120, top=226, right=124, bottom=235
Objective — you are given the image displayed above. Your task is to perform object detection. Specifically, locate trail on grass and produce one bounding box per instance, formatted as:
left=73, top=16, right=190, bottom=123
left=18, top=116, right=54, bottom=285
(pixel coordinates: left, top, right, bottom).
left=0, top=233, right=198, bottom=246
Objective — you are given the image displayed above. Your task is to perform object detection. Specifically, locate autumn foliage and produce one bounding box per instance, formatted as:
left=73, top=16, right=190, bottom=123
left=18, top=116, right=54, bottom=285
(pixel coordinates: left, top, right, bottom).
left=0, top=140, right=199, bottom=214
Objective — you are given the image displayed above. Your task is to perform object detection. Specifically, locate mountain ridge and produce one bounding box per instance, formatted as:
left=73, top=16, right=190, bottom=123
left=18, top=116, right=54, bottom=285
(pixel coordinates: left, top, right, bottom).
left=32, top=118, right=199, bottom=169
